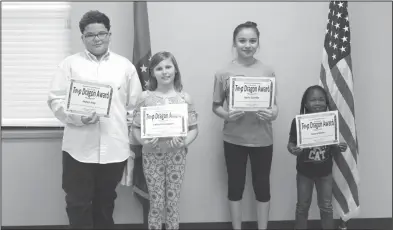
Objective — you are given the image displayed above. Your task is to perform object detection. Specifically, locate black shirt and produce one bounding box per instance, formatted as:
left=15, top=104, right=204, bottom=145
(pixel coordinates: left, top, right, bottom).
left=289, top=118, right=339, bottom=178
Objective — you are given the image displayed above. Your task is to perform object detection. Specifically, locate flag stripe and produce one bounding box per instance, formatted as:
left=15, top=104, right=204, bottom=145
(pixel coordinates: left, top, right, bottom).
left=337, top=113, right=358, bottom=163
left=322, top=50, right=357, bottom=141
left=320, top=64, right=358, bottom=163
left=332, top=159, right=360, bottom=219
left=333, top=149, right=360, bottom=206
left=344, top=53, right=352, bottom=74
left=338, top=56, right=354, bottom=92
left=330, top=64, right=355, bottom=117
left=332, top=179, right=350, bottom=214
left=339, top=133, right=360, bottom=184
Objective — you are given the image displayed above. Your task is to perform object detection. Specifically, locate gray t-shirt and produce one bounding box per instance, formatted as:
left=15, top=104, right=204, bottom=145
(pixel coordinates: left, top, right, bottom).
left=213, top=60, right=276, bottom=147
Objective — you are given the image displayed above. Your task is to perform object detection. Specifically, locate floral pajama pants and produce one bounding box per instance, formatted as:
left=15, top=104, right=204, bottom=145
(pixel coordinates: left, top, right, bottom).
left=143, top=149, right=187, bottom=230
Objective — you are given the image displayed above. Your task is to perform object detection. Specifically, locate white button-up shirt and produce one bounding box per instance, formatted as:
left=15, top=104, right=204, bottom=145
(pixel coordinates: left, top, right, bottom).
left=48, top=50, right=142, bottom=164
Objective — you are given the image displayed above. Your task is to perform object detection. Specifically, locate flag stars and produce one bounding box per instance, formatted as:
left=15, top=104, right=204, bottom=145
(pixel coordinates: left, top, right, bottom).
left=140, top=64, right=147, bottom=72
left=343, top=25, right=349, bottom=32
left=144, top=80, right=150, bottom=88
left=345, top=16, right=349, bottom=21
left=340, top=46, right=346, bottom=52
left=334, top=33, right=338, bottom=39
left=341, top=36, right=348, bottom=42
left=329, top=41, right=332, bottom=47
left=148, top=56, right=152, bottom=61
left=335, top=22, right=340, bottom=29
left=326, top=28, right=329, bottom=34
left=332, top=54, right=337, bottom=60
left=337, top=12, right=342, bottom=18
left=333, top=43, right=337, bottom=49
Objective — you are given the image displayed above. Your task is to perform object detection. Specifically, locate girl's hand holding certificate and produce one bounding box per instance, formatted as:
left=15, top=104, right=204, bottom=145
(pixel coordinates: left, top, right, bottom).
left=287, top=142, right=303, bottom=156
left=256, top=108, right=274, bottom=121
left=226, top=110, right=245, bottom=121
left=141, top=137, right=187, bottom=149
left=169, top=137, right=185, bottom=148
left=337, top=142, right=348, bottom=152
left=142, top=138, right=159, bottom=149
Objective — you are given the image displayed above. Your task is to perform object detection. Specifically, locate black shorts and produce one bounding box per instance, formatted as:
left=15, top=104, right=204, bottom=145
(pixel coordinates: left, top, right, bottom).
left=223, top=141, right=273, bottom=202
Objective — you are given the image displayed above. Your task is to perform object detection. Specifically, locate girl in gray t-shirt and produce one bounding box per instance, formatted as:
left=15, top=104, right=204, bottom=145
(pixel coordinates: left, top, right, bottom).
left=212, top=21, right=278, bottom=230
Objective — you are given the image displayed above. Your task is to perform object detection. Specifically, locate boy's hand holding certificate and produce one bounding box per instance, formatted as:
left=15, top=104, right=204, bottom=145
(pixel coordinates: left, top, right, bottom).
left=295, top=111, right=339, bottom=148
left=65, top=79, right=113, bottom=117
left=141, top=104, right=188, bottom=138
left=229, top=76, right=275, bottom=111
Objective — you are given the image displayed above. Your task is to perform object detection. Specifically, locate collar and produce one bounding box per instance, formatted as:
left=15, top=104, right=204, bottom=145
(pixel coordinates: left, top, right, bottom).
left=84, top=49, right=111, bottom=62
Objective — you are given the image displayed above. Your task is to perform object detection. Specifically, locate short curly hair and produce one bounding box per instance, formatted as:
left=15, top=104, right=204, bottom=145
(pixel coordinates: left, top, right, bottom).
left=79, top=10, right=111, bottom=34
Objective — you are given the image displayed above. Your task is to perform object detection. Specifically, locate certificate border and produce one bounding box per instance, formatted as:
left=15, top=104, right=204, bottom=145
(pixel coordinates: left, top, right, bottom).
left=228, top=76, right=276, bottom=111
left=140, top=104, right=188, bottom=138
left=295, top=110, right=339, bottom=148
left=65, top=79, right=113, bottom=117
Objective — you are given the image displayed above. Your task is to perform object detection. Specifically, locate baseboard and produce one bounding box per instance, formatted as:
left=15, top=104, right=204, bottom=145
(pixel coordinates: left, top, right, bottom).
left=2, top=218, right=391, bottom=230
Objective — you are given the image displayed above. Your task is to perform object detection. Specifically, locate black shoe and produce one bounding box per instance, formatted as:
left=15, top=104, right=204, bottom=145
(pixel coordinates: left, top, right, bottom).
left=337, top=219, right=347, bottom=230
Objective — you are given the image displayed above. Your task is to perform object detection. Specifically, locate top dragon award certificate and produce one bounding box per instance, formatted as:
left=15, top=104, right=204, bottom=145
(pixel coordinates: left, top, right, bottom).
left=141, top=104, right=188, bottom=138
left=228, top=76, right=275, bottom=111
left=65, top=79, right=113, bottom=117
left=295, top=110, right=340, bottom=148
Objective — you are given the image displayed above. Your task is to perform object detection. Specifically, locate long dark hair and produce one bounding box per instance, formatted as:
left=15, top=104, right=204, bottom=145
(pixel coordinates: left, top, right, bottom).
left=147, top=51, right=183, bottom=92
left=299, top=85, right=331, bottom=114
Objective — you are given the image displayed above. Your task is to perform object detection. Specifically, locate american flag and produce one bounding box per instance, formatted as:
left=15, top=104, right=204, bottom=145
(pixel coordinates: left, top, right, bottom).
left=319, top=1, right=360, bottom=221
left=133, top=1, right=152, bottom=91
left=131, top=1, right=151, bottom=200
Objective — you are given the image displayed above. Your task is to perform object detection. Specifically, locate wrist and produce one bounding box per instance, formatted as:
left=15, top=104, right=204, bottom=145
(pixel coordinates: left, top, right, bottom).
left=224, top=111, right=230, bottom=120
left=81, top=116, right=87, bottom=125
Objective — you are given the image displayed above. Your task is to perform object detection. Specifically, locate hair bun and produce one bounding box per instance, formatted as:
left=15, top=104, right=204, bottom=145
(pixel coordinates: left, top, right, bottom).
left=245, top=21, right=257, bottom=27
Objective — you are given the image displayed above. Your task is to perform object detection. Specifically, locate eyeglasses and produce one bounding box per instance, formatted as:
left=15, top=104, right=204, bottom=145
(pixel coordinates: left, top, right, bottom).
left=83, top=32, right=109, bottom=41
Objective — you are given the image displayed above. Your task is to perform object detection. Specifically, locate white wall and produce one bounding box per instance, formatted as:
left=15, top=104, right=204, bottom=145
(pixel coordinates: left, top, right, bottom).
left=1, top=1, right=391, bottom=226
left=349, top=2, right=392, bottom=218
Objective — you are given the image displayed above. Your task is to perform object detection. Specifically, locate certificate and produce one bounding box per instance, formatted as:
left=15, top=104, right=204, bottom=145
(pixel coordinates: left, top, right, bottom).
left=228, top=76, right=275, bottom=111
left=141, top=104, right=188, bottom=138
left=65, top=79, right=113, bottom=117
left=295, top=111, right=339, bottom=148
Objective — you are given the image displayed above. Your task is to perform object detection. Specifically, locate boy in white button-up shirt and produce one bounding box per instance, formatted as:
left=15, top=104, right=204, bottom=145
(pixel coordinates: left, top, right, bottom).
left=47, top=10, right=142, bottom=229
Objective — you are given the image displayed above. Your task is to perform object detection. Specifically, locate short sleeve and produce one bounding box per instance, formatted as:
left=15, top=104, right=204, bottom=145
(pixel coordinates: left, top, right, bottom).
left=212, top=73, right=225, bottom=106
left=184, top=92, right=198, bottom=130
left=289, top=118, right=297, bottom=144
left=132, top=91, right=148, bottom=128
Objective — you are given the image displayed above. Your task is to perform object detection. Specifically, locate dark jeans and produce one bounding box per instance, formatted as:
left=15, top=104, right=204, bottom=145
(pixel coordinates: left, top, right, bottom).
left=295, top=172, right=334, bottom=229
left=223, top=142, right=273, bottom=202
left=62, top=151, right=126, bottom=229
